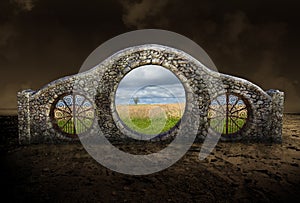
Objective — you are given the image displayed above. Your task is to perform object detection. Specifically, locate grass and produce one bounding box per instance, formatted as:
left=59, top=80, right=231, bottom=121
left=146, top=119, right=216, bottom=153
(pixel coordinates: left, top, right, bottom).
left=120, top=117, right=180, bottom=135
left=117, top=103, right=247, bottom=135
left=116, top=103, right=184, bottom=135
left=208, top=104, right=248, bottom=135
left=55, top=103, right=247, bottom=136
left=57, top=118, right=93, bottom=134
left=209, top=118, right=246, bottom=134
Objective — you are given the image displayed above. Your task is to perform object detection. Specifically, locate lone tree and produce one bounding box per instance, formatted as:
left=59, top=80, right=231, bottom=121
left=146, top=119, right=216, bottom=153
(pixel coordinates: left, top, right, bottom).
left=133, top=97, right=139, bottom=105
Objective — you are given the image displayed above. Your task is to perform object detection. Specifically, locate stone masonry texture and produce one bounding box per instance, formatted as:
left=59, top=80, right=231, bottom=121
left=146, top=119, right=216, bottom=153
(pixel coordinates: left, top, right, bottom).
left=17, top=44, right=284, bottom=144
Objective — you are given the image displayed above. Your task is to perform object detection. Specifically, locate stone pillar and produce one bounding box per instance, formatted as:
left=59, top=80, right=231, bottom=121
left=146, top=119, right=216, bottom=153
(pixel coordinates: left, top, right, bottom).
left=266, top=89, right=284, bottom=142
left=18, top=89, right=35, bottom=144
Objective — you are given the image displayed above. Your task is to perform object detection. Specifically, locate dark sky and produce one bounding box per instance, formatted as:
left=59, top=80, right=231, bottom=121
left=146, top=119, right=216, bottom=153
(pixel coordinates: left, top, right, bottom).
left=0, top=0, right=299, bottom=112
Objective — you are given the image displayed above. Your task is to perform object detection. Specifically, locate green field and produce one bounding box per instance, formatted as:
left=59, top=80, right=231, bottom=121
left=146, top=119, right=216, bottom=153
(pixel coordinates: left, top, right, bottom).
left=120, top=117, right=180, bottom=135
left=209, top=118, right=246, bottom=134
left=55, top=103, right=246, bottom=136
left=57, top=118, right=93, bottom=134
left=117, top=103, right=184, bottom=135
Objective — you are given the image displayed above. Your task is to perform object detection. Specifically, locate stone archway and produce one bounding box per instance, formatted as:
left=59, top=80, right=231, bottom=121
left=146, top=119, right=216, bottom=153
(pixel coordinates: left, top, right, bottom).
left=93, top=45, right=211, bottom=142
left=18, top=44, right=284, bottom=144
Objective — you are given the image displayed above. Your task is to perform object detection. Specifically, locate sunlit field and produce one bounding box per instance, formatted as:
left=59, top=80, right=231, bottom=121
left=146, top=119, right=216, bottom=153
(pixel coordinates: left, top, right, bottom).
left=56, top=118, right=93, bottom=134
left=53, top=105, right=94, bottom=135
left=116, top=103, right=185, bottom=135
left=208, top=104, right=247, bottom=135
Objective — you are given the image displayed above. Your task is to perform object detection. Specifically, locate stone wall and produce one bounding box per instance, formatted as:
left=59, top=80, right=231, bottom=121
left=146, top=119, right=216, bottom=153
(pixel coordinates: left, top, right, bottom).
left=18, top=44, right=284, bottom=144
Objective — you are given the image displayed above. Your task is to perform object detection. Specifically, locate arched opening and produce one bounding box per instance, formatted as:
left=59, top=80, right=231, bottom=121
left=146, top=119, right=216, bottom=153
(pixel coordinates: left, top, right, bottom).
left=114, top=65, right=186, bottom=138
left=50, top=93, right=95, bottom=138
left=207, top=92, right=249, bottom=136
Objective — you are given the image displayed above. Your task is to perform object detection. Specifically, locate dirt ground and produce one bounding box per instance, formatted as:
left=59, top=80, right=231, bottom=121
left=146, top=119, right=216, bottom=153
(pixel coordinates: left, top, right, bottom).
left=0, top=114, right=300, bottom=202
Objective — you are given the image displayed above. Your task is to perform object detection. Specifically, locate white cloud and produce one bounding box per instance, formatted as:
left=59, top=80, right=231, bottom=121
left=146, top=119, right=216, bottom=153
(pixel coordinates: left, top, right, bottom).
left=118, top=65, right=181, bottom=87
left=116, top=65, right=186, bottom=104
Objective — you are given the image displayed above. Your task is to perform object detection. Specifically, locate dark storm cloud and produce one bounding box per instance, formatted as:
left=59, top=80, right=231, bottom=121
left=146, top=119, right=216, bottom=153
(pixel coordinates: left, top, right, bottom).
left=0, top=0, right=126, bottom=110
left=120, top=0, right=169, bottom=28
left=13, top=0, right=35, bottom=11
left=120, top=0, right=300, bottom=112
left=0, top=0, right=299, bottom=112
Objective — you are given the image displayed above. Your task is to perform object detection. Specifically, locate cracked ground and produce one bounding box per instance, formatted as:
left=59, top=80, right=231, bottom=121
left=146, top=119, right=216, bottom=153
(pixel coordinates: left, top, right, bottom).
left=0, top=114, right=299, bottom=202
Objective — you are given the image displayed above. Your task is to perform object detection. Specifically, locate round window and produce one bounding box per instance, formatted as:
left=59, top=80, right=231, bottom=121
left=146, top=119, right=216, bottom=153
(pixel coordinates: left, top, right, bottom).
left=115, top=65, right=186, bottom=137
left=208, top=93, right=248, bottom=136
left=50, top=93, right=95, bottom=138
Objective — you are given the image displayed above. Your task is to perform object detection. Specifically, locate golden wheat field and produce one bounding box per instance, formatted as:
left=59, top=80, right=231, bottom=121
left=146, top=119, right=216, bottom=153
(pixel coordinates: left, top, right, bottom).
left=116, top=103, right=186, bottom=134
left=116, top=103, right=185, bottom=119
